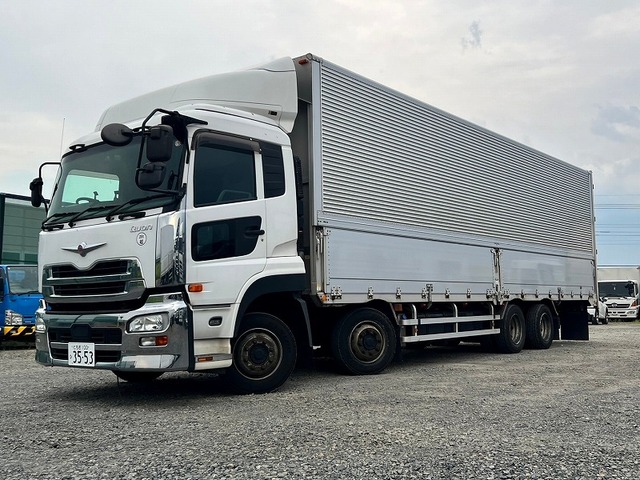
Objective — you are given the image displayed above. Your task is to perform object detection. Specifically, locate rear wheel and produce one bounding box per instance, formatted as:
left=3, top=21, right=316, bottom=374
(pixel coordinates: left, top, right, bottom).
left=113, top=371, right=163, bottom=382
left=227, top=313, right=297, bottom=394
left=331, top=308, right=396, bottom=375
left=525, top=304, right=554, bottom=349
left=495, top=304, right=526, bottom=353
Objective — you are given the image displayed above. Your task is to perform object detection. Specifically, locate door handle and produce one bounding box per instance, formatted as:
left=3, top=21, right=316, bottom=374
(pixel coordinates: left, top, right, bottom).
left=245, top=228, right=265, bottom=237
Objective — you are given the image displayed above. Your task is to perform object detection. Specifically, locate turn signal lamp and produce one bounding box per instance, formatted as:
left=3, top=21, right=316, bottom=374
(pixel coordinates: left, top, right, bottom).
left=188, top=284, right=204, bottom=293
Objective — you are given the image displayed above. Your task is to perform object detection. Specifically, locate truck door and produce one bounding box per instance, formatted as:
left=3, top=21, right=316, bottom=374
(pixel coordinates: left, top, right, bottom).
left=185, top=133, right=267, bottom=306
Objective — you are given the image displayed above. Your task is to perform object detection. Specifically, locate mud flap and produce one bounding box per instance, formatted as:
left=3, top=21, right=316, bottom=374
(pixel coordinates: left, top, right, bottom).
left=557, top=304, right=590, bottom=340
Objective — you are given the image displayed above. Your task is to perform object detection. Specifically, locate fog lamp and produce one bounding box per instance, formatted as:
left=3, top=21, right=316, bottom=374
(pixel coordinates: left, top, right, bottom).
left=127, top=314, right=168, bottom=333
left=139, top=335, right=169, bottom=347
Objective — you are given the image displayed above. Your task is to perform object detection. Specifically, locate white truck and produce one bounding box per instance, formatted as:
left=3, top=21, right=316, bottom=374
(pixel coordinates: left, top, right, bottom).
left=29, top=54, right=596, bottom=393
left=597, top=266, right=640, bottom=320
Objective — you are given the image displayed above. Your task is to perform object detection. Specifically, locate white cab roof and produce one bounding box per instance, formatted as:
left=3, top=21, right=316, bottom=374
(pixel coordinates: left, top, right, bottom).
left=95, top=57, right=298, bottom=133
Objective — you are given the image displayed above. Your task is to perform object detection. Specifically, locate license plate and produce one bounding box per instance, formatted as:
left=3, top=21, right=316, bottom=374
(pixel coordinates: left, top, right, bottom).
left=68, top=342, right=96, bottom=367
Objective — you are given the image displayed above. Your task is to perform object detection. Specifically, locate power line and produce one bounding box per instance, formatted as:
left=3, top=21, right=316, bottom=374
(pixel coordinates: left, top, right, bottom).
left=594, top=205, right=640, bottom=209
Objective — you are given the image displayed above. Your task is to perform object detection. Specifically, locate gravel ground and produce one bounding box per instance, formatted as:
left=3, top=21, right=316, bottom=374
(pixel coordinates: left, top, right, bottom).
left=1, top=323, right=639, bottom=480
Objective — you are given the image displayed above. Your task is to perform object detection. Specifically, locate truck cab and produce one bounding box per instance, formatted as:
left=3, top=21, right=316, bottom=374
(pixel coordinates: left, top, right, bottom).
left=598, top=280, right=639, bottom=320
left=1, top=265, right=42, bottom=341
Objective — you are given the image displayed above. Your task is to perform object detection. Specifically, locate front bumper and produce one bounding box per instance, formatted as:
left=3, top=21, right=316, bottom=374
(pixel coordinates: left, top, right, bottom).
left=607, top=309, right=639, bottom=320
left=35, top=297, right=191, bottom=372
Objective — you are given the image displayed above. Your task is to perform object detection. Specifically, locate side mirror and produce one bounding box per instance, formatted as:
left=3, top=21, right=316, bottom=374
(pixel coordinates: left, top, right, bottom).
left=137, top=163, right=166, bottom=189
left=101, top=123, right=134, bottom=146
left=146, top=125, right=174, bottom=162
left=29, top=177, right=44, bottom=208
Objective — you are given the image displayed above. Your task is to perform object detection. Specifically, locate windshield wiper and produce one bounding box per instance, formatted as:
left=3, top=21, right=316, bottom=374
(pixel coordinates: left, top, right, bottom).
left=43, top=211, right=76, bottom=226
left=42, top=210, right=95, bottom=230
left=105, top=192, right=180, bottom=221
left=67, top=204, right=115, bottom=227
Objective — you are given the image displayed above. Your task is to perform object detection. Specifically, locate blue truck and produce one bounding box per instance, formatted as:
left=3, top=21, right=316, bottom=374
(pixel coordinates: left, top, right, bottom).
left=1, top=265, right=42, bottom=342
left=0, top=193, right=45, bottom=343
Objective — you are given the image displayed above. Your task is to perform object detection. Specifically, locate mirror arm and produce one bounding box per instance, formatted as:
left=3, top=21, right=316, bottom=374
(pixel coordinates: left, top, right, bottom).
left=38, top=161, right=61, bottom=179
left=31, top=161, right=61, bottom=213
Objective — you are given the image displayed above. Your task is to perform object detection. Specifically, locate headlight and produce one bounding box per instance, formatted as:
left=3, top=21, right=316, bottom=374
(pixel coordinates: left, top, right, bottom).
left=127, top=314, right=168, bottom=333
left=35, top=316, right=46, bottom=333
left=5, top=310, right=23, bottom=325
left=35, top=300, right=47, bottom=333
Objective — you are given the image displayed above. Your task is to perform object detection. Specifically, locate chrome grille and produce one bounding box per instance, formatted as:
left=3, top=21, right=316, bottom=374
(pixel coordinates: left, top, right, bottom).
left=51, top=260, right=129, bottom=278
left=42, top=259, right=145, bottom=302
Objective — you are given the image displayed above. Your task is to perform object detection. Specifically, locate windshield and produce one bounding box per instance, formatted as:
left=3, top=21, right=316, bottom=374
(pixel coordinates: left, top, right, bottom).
left=7, top=266, right=39, bottom=294
left=599, top=281, right=637, bottom=298
left=45, top=134, right=185, bottom=224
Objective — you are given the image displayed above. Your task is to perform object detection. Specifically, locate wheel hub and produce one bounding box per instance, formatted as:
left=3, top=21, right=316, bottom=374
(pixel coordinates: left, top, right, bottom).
left=350, top=322, right=385, bottom=363
left=235, top=330, right=282, bottom=379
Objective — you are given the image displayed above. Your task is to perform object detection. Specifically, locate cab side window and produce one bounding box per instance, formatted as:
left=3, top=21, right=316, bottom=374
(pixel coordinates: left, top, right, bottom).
left=193, top=144, right=256, bottom=207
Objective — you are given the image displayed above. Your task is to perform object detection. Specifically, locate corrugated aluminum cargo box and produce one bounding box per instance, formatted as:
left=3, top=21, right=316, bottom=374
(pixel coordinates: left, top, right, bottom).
left=293, top=54, right=596, bottom=303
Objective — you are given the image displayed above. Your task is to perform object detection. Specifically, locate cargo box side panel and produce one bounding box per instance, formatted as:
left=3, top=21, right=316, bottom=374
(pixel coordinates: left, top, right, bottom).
left=322, top=220, right=596, bottom=304
left=500, top=249, right=596, bottom=299
left=323, top=226, right=497, bottom=303
left=315, top=59, right=594, bottom=256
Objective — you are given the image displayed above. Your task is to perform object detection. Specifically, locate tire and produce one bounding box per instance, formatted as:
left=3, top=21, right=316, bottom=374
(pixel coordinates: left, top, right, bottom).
left=331, top=308, right=397, bottom=375
left=113, top=371, right=163, bottom=382
left=524, top=304, right=554, bottom=350
left=226, top=313, right=297, bottom=394
left=495, top=304, right=526, bottom=353
left=479, top=335, right=497, bottom=351
left=601, top=314, right=609, bottom=325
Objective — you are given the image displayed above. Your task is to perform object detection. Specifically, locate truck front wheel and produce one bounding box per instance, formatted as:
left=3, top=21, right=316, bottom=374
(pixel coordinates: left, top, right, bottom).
left=227, top=313, right=297, bottom=394
left=496, top=304, right=526, bottom=353
left=331, top=308, right=397, bottom=375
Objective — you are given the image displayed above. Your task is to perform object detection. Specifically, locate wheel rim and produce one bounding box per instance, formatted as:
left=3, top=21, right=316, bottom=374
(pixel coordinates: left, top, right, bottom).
left=508, top=313, right=524, bottom=344
left=234, top=328, right=283, bottom=380
left=349, top=321, right=385, bottom=363
left=539, top=311, right=552, bottom=342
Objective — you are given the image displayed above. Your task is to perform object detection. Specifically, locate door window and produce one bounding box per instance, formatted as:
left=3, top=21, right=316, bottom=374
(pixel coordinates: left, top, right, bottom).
left=193, top=144, right=256, bottom=207
left=192, top=216, right=263, bottom=261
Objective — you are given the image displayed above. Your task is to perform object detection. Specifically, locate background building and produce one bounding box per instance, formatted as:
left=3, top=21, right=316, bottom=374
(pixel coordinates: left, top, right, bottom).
left=0, top=193, right=44, bottom=265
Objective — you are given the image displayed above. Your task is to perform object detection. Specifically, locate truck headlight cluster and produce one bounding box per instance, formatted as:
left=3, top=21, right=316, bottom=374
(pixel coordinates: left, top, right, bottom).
left=35, top=299, right=47, bottom=333
left=5, top=310, right=23, bottom=326
left=35, top=316, right=46, bottom=333
left=127, top=314, right=168, bottom=333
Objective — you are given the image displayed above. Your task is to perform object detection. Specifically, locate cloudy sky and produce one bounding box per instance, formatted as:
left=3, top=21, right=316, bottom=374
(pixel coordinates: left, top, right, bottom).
left=1, top=0, right=638, bottom=265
